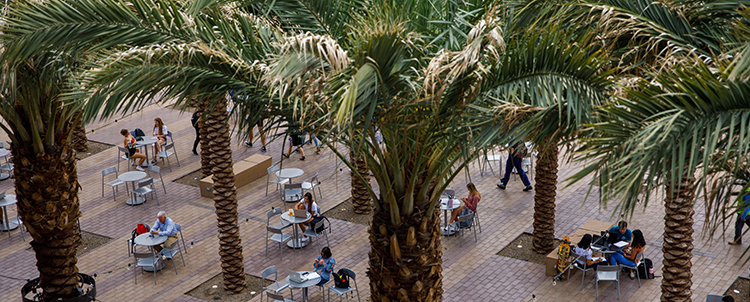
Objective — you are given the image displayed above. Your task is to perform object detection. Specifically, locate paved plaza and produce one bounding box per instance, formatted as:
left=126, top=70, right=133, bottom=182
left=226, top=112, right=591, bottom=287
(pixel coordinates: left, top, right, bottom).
left=0, top=103, right=747, bottom=302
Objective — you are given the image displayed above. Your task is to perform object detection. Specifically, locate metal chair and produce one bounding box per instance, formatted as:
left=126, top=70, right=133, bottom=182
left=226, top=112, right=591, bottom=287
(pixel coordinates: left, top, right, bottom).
left=266, top=164, right=289, bottom=196
left=159, top=224, right=187, bottom=266
left=127, top=223, right=150, bottom=257
left=301, top=173, right=322, bottom=201
left=102, top=167, right=128, bottom=201
left=567, top=261, right=595, bottom=289
left=266, top=226, right=293, bottom=260
left=456, top=212, right=477, bottom=247
left=473, top=208, right=482, bottom=233
left=261, top=266, right=292, bottom=302
left=267, top=207, right=291, bottom=231
left=317, top=278, right=331, bottom=302
left=618, top=251, right=643, bottom=288
left=442, top=189, right=455, bottom=199
left=595, top=265, right=620, bottom=300
left=266, top=292, right=295, bottom=302
left=155, top=142, right=180, bottom=171
left=147, top=165, right=167, bottom=194
left=132, top=178, right=159, bottom=209
left=302, top=219, right=330, bottom=253
left=133, top=252, right=162, bottom=285
left=117, top=146, right=133, bottom=171
left=0, top=147, right=13, bottom=178
left=480, top=148, right=503, bottom=176
left=9, top=216, right=25, bottom=241
left=327, top=268, right=361, bottom=302
left=706, top=294, right=724, bottom=302
left=282, top=183, right=303, bottom=210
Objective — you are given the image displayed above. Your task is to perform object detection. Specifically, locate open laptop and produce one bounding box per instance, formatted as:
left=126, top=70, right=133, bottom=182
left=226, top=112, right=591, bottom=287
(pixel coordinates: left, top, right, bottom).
left=288, top=270, right=308, bottom=283
left=591, top=233, right=606, bottom=248
left=293, top=209, right=308, bottom=218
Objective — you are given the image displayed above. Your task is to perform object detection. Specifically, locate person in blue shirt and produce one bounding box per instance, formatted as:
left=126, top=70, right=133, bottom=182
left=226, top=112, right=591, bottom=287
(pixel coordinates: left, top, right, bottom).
left=729, top=190, right=750, bottom=245
left=608, top=221, right=633, bottom=247
left=150, top=211, right=179, bottom=253
left=313, top=247, right=335, bottom=286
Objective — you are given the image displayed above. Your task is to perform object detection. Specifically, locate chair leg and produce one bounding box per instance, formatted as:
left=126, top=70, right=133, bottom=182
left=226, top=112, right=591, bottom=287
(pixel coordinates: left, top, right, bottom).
left=180, top=230, right=187, bottom=254
left=595, top=278, right=598, bottom=298
left=581, top=269, right=585, bottom=290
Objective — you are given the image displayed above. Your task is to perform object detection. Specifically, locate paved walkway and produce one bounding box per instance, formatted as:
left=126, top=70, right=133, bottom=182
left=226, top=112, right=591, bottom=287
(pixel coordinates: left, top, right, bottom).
left=0, top=102, right=746, bottom=302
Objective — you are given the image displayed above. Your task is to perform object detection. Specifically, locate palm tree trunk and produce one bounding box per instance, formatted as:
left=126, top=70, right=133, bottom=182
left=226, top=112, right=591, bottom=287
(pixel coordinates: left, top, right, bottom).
left=205, top=96, right=246, bottom=293
left=15, top=141, right=82, bottom=300
left=350, top=150, right=372, bottom=214
left=197, top=98, right=212, bottom=177
left=532, top=142, right=558, bottom=254
left=71, top=110, right=88, bottom=152
left=367, top=194, right=443, bottom=302
left=661, top=177, right=695, bottom=302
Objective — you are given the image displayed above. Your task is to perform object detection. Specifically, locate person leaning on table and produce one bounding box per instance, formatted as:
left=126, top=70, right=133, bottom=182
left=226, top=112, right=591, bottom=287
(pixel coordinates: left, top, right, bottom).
left=609, top=220, right=633, bottom=247
left=150, top=211, right=179, bottom=253
left=609, top=229, right=646, bottom=280
left=573, top=234, right=606, bottom=270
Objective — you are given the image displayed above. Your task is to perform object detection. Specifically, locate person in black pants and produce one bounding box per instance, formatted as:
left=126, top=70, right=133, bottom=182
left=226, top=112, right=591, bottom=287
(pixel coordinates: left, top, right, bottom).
left=191, top=111, right=200, bottom=155
left=497, top=142, right=532, bottom=191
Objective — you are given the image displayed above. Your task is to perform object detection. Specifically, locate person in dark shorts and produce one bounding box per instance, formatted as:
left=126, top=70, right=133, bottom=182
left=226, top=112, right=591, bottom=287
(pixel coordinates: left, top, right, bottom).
left=284, top=128, right=306, bottom=160
left=120, top=129, right=147, bottom=170
left=244, top=119, right=267, bottom=152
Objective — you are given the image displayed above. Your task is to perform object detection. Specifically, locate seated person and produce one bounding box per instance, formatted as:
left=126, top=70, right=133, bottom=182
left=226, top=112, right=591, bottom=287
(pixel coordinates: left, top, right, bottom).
left=150, top=211, right=179, bottom=253
left=609, top=229, right=646, bottom=279
left=573, top=234, right=606, bottom=270
left=152, top=117, right=168, bottom=163
left=295, top=193, right=320, bottom=239
left=608, top=220, right=633, bottom=247
left=445, top=183, right=481, bottom=232
left=313, top=247, right=335, bottom=286
left=120, top=129, right=147, bottom=171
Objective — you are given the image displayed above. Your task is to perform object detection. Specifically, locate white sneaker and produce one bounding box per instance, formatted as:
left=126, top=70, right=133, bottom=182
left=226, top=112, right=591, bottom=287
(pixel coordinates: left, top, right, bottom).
left=135, top=166, right=145, bottom=172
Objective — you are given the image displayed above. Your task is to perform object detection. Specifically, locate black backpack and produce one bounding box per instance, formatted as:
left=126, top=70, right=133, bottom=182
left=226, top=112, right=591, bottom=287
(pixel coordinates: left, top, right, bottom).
left=637, top=258, right=654, bottom=279
left=133, top=128, right=146, bottom=140
left=332, top=269, right=350, bottom=289
left=310, top=216, right=330, bottom=234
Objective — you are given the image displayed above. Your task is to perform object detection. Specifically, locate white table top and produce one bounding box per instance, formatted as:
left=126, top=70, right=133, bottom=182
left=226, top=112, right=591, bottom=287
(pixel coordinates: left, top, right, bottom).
left=439, top=198, right=462, bottom=211
left=285, top=271, right=321, bottom=288
left=0, top=195, right=16, bottom=207
left=135, top=136, right=159, bottom=147
left=281, top=212, right=311, bottom=224
left=277, top=168, right=304, bottom=179
left=118, top=171, right=147, bottom=182
left=134, top=233, right=167, bottom=246
left=0, top=149, right=10, bottom=157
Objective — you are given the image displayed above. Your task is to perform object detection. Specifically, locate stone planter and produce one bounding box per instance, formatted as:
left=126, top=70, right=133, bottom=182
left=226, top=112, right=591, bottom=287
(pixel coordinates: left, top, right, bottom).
left=22, top=273, right=96, bottom=302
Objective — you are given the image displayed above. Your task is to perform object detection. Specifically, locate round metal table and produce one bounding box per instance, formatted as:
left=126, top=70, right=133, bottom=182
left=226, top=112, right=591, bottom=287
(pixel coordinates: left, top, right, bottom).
left=135, top=136, right=159, bottom=165
left=0, top=149, right=11, bottom=180
left=276, top=168, right=304, bottom=183
left=285, top=271, right=321, bottom=302
left=134, top=233, right=167, bottom=271
left=0, top=195, right=18, bottom=232
left=118, top=171, right=148, bottom=205
left=439, top=198, right=462, bottom=236
left=281, top=212, right=311, bottom=248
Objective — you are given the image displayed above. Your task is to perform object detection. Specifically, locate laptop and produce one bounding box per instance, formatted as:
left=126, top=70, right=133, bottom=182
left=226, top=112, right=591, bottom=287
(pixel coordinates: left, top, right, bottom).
left=293, top=209, right=308, bottom=218
left=607, top=230, right=621, bottom=246
left=592, top=233, right=606, bottom=248
left=288, top=270, right=308, bottom=283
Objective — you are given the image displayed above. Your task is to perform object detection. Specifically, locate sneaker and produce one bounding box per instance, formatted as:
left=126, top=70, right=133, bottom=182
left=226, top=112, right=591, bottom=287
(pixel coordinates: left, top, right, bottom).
left=497, top=183, right=506, bottom=190
left=300, top=156, right=305, bottom=161
left=283, top=153, right=290, bottom=159
left=523, top=185, right=533, bottom=191
left=729, top=240, right=741, bottom=245
left=135, top=166, right=145, bottom=172
left=244, top=141, right=252, bottom=147
left=315, top=147, right=321, bottom=155
left=260, top=146, right=267, bottom=152
left=192, top=149, right=198, bottom=155
left=629, top=272, right=635, bottom=279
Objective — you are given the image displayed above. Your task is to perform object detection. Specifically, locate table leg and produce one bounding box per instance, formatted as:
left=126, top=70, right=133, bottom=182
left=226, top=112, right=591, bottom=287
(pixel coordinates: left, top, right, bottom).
left=126, top=181, right=145, bottom=206
left=3, top=206, right=8, bottom=238
left=287, top=223, right=309, bottom=248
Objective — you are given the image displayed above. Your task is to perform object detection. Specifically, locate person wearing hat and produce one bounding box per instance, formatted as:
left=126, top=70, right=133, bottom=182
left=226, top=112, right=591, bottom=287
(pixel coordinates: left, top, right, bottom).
left=729, top=188, right=750, bottom=245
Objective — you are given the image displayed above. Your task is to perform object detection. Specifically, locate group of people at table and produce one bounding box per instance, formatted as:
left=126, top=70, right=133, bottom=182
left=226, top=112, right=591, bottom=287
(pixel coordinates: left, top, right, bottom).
left=120, top=117, right=170, bottom=171
left=573, top=221, right=646, bottom=280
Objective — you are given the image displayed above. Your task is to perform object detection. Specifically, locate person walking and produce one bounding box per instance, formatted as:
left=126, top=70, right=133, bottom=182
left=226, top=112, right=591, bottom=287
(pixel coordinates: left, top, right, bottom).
left=496, top=142, right=533, bottom=191
left=191, top=111, right=200, bottom=155
left=729, top=188, right=750, bottom=245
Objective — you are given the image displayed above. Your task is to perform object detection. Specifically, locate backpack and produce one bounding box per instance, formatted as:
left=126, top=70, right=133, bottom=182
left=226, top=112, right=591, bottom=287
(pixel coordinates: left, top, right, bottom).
left=310, top=216, right=330, bottom=234
left=133, top=128, right=146, bottom=139
left=332, top=269, right=350, bottom=289
left=457, top=208, right=474, bottom=229
left=637, top=258, right=654, bottom=279
left=130, top=223, right=149, bottom=244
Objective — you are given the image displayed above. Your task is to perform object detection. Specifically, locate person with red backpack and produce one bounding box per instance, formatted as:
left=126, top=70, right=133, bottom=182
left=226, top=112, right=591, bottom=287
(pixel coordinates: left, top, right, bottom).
left=313, top=247, right=335, bottom=286
left=150, top=211, right=179, bottom=253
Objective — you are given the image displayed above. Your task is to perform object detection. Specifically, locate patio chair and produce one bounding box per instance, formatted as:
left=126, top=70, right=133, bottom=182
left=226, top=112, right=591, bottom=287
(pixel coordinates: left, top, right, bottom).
left=266, top=292, right=295, bottom=302
left=132, top=178, right=159, bottom=209
left=302, top=218, right=330, bottom=253
left=147, top=165, right=167, bottom=194
left=261, top=265, right=292, bottom=302
left=117, top=146, right=133, bottom=171
left=102, top=166, right=128, bottom=201
left=706, top=295, right=724, bottom=302
left=327, top=268, right=361, bottom=302
left=480, top=148, right=503, bottom=176
left=159, top=223, right=187, bottom=266
left=9, top=216, right=25, bottom=241
left=266, top=226, right=293, bottom=260
left=301, top=173, right=323, bottom=201
left=266, top=164, right=289, bottom=196
left=133, top=252, right=162, bottom=285
left=282, top=183, right=303, bottom=210
left=567, top=261, right=595, bottom=289
left=595, top=265, right=620, bottom=300
left=267, top=207, right=291, bottom=231
left=618, top=251, right=643, bottom=288
left=155, top=142, right=180, bottom=171
left=456, top=212, right=477, bottom=247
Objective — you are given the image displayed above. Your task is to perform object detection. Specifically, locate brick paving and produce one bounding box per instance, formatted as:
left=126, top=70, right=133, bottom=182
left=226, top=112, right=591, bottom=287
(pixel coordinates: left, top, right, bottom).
left=0, top=102, right=747, bottom=302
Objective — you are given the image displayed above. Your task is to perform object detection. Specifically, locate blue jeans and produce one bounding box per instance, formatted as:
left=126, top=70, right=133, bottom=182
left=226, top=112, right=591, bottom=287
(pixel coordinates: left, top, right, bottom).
left=499, top=156, right=530, bottom=186
left=609, top=251, right=636, bottom=267
left=317, top=276, right=329, bottom=286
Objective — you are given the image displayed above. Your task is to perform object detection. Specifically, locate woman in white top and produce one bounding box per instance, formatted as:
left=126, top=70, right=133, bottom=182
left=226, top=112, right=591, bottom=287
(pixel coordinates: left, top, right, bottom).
left=573, top=234, right=606, bottom=270
left=295, top=192, right=320, bottom=238
left=152, top=117, right=168, bottom=163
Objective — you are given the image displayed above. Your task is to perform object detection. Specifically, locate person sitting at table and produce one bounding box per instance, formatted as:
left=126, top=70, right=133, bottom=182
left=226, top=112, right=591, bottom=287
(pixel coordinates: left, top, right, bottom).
left=573, top=234, right=606, bottom=270
left=609, top=229, right=646, bottom=279
left=150, top=211, right=179, bottom=253
left=445, top=182, right=481, bottom=232
left=313, top=247, right=335, bottom=286
left=609, top=220, right=633, bottom=247
left=295, top=192, right=320, bottom=239
left=152, top=117, right=168, bottom=164
left=120, top=129, right=147, bottom=171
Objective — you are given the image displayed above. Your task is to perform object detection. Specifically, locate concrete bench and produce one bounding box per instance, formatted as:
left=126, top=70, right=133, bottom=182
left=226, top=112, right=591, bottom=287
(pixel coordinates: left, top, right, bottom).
left=199, top=154, right=272, bottom=198
left=545, top=220, right=613, bottom=276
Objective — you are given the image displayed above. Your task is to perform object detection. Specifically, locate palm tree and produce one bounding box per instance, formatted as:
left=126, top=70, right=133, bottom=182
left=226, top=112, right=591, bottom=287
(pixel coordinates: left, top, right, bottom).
left=572, top=61, right=750, bottom=302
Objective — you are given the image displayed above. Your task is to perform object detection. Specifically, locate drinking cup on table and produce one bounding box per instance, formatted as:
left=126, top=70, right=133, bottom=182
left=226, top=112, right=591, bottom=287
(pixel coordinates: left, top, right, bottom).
left=289, top=209, right=293, bottom=215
